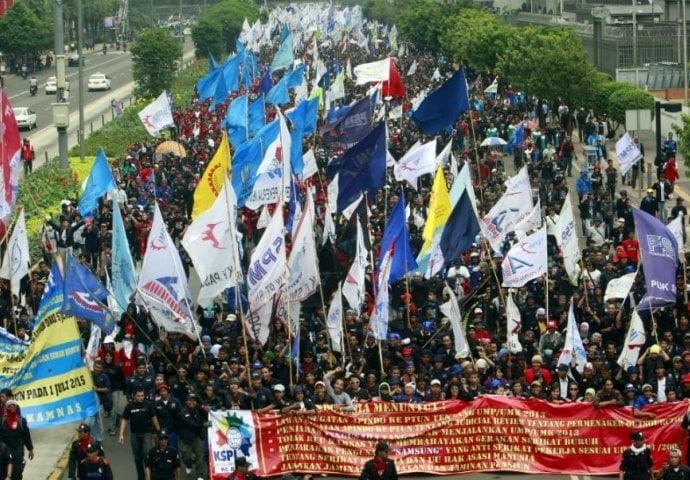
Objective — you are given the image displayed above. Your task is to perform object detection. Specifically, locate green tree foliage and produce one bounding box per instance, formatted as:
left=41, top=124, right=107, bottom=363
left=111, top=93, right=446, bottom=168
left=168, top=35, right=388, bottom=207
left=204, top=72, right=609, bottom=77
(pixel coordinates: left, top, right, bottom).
left=191, top=0, right=259, bottom=59
left=497, top=27, right=599, bottom=106
left=593, top=81, right=633, bottom=117
left=607, top=86, right=655, bottom=129
left=672, top=114, right=690, bottom=172
left=440, top=10, right=511, bottom=71
left=130, top=28, right=182, bottom=97
left=361, top=0, right=405, bottom=27
left=0, top=1, right=52, bottom=57
left=397, top=0, right=462, bottom=53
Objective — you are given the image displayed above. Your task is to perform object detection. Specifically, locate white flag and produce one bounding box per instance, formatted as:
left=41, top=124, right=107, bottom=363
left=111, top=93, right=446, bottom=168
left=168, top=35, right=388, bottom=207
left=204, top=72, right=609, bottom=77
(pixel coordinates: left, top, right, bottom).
left=501, top=226, right=547, bottom=287
left=480, top=167, right=533, bottom=251
left=439, top=285, right=470, bottom=358
left=506, top=291, right=523, bottom=353
left=247, top=208, right=287, bottom=306
left=330, top=72, right=346, bottom=101
left=0, top=209, right=30, bottom=297
left=353, top=57, right=390, bottom=85
left=393, top=139, right=438, bottom=187
left=406, top=60, right=417, bottom=76
left=617, top=307, right=647, bottom=371
left=181, top=177, right=242, bottom=307
left=342, top=217, right=368, bottom=311
left=555, top=194, right=582, bottom=284
left=615, top=132, right=643, bottom=176
left=484, top=78, right=498, bottom=94
left=257, top=205, right=270, bottom=230
left=604, top=272, right=637, bottom=302
left=557, top=300, right=587, bottom=374
left=326, top=284, right=343, bottom=353
left=389, top=105, right=403, bottom=120
left=371, top=250, right=392, bottom=340
left=138, top=91, right=174, bottom=136
left=513, top=199, right=543, bottom=234
left=327, top=172, right=339, bottom=213
left=288, top=194, right=320, bottom=302
left=436, top=139, right=453, bottom=167
left=302, top=148, right=318, bottom=180
left=668, top=214, right=685, bottom=259
left=245, top=111, right=292, bottom=210
left=137, top=204, right=197, bottom=336
left=322, top=202, right=337, bottom=246
left=245, top=299, right=273, bottom=346
left=85, top=323, right=101, bottom=370
left=431, top=68, right=441, bottom=81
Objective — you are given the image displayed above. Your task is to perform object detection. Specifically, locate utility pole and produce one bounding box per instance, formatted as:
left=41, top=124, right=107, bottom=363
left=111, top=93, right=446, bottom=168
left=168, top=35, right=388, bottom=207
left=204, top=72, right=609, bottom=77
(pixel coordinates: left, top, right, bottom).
left=52, top=0, right=69, bottom=169
left=77, top=0, right=85, bottom=162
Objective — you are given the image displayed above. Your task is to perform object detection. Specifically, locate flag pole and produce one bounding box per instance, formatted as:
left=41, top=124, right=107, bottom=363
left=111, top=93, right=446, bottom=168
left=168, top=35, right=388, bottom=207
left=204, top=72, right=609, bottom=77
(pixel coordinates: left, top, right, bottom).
left=544, top=272, right=549, bottom=322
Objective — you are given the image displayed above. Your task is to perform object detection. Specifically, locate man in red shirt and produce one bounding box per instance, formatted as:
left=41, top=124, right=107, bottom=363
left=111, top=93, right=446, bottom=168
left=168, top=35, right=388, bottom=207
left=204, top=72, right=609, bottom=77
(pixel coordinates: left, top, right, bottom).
left=621, top=231, right=640, bottom=264
left=21, top=139, right=34, bottom=176
left=524, top=355, right=553, bottom=385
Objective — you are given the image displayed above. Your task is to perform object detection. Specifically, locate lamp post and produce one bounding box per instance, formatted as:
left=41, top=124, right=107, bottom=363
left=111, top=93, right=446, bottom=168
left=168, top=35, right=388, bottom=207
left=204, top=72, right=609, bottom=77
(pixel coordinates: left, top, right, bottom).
left=77, top=0, right=85, bottom=162
left=683, top=0, right=688, bottom=106
left=52, top=0, right=69, bottom=169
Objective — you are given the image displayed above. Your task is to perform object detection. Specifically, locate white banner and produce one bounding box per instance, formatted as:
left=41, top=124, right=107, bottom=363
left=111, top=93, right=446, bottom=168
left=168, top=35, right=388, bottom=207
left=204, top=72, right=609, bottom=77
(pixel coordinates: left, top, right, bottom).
left=480, top=167, right=533, bottom=251
left=138, top=91, right=175, bottom=136
left=617, top=307, right=647, bottom=371
left=326, top=284, right=343, bottom=353
left=181, top=177, right=242, bottom=307
left=247, top=209, right=287, bottom=306
left=603, top=272, right=637, bottom=302
left=302, top=148, right=318, bottom=180
left=506, top=291, right=523, bottom=353
left=501, top=227, right=547, bottom=287
left=208, top=410, right=259, bottom=477
left=555, top=194, right=581, bottom=284
left=439, top=285, right=470, bottom=358
left=393, top=139, right=438, bottom=188
left=288, top=194, right=320, bottom=302
left=615, top=132, right=643, bottom=176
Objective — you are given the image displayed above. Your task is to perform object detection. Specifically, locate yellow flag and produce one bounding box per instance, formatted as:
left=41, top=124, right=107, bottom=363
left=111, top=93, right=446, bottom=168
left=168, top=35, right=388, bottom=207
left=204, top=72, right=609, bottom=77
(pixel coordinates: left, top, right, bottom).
left=309, top=86, right=324, bottom=111
left=192, top=131, right=231, bottom=218
left=422, top=167, right=451, bottom=251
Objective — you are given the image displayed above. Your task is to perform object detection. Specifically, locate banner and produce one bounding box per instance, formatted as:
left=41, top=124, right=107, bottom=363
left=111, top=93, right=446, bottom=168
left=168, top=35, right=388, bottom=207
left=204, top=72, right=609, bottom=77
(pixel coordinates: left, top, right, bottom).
left=0, top=208, right=29, bottom=297
left=555, top=194, right=581, bottom=284
left=604, top=272, right=636, bottom=302
left=138, top=91, right=175, bottom=136
left=618, top=308, right=647, bottom=371
left=501, top=227, right=547, bottom=287
left=208, top=398, right=687, bottom=478
left=616, top=132, right=643, bottom=176
left=0, top=263, right=97, bottom=427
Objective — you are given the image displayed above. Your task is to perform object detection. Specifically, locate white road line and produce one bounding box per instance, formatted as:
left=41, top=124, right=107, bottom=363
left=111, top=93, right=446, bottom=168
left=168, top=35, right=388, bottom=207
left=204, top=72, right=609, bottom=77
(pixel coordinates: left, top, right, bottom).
left=570, top=475, right=580, bottom=480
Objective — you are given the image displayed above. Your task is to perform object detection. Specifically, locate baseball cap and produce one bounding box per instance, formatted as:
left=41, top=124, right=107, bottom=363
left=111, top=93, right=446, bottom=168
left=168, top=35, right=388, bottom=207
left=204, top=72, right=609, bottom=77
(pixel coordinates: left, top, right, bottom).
left=375, top=441, right=391, bottom=453
left=157, top=384, right=170, bottom=391
left=536, top=308, right=546, bottom=316
left=158, top=429, right=169, bottom=438
left=547, top=321, right=558, bottom=330
left=473, top=307, right=483, bottom=315
left=430, top=379, right=442, bottom=386
left=671, top=449, right=683, bottom=457
left=273, top=384, right=286, bottom=392
left=86, top=442, right=101, bottom=452
left=631, top=431, right=644, bottom=441
left=315, top=381, right=326, bottom=388
left=77, top=423, right=90, bottom=433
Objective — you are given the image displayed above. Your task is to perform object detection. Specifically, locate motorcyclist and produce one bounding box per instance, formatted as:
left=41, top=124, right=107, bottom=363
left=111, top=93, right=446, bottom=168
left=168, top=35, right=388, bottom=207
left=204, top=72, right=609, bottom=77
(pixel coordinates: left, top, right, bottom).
left=29, top=76, right=37, bottom=89
left=21, top=64, right=28, bottom=79
left=102, top=44, right=107, bottom=54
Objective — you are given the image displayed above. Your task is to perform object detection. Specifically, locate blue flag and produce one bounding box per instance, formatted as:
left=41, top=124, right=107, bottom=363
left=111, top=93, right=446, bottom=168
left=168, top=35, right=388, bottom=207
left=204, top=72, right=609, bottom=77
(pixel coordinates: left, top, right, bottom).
left=284, top=64, right=306, bottom=89
left=210, top=70, right=228, bottom=112
left=242, top=50, right=258, bottom=89
left=287, top=98, right=318, bottom=136
left=208, top=51, right=218, bottom=73
left=327, top=122, right=387, bottom=212
left=504, top=123, right=525, bottom=154
left=232, top=120, right=279, bottom=207
left=248, top=96, right=265, bottom=137
left=222, top=55, right=240, bottom=94
left=286, top=175, right=301, bottom=233
left=258, top=70, right=274, bottom=95
left=61, top=255, right=116, bottom=334
left=291, top=127, right=303, bottom=176
left=378, top=196, right=418, bottom=284
left=266, top=76, right=289, bottom=105
left=439, top=190, right=480, bottom=266
left=78, top=149, right=116, bottom=216
left=327, top=103, right=352, bottom=124
left=411, top=67, right=470, bottom=135
left=633, top=208, right=679, bottom=310
left=320, top=96, right=372, bottom=149
left=225, top=95, right=248, bottom=146
left=271, top=26, right=294, bottom=72
left=197, top=68, right=220, bottom=103
left=111, top=200, right=137, bottom=318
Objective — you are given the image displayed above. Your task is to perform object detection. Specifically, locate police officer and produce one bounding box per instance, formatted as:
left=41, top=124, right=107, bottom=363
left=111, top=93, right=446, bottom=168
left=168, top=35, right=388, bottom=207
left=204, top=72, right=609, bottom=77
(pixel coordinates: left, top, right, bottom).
left=177, top=393, right=207, bottom=479
left=77, top=442, right=112, bottom=480
left=658, top=449, right=690, bottom=480
left=67, top=423, right=96, bottom=479
left=619, top=431, right=654, bottom=480
left=144, top=429, right=180, bottom=480
left=153, top=384, right=182, bottom=448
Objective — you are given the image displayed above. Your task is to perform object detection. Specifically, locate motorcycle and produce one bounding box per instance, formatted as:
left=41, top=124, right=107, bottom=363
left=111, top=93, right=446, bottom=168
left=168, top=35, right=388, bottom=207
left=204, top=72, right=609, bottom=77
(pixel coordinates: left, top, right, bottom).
left=103, top=45, right=107, bottom=55
left=29, top=85, right=37, bottom=96
left=21, top=70, right=27, bottom=80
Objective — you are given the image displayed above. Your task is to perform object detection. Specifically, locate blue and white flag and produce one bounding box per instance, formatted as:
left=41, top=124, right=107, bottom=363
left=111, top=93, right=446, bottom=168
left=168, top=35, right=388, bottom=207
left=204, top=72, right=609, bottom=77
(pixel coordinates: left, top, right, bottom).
left=61, top=255, right=116, bottom=334
left=557, top=300, right=587, bottom=375
left=634, top=207, right=679, bottom=309
left=501, top=226, right=548, bottom=287
left=247, top=208, right=286, bottom=307
left=78, top=149, right=117, bottom=216
left=0, top=208, right=29, bottom=297
left=378, top=196, right=417, bottom=284
left=270, top=25, right=294, bottom=72
left=137, top=204, right=197, bottom=336
left=111, top=201, right=137, bottom=318
left=617, top=307, right=646, bottom=371
left=371, top=250, right=392, bottom=340
left=326, top=284, right=343, bottom=353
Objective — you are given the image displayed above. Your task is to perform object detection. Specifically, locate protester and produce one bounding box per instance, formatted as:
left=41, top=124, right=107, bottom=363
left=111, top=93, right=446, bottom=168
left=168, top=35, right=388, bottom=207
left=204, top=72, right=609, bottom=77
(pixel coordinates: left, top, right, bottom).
left=359, top=442, right=398, bottom=480
left=0, top=400, right=32, bottom=480
left=118, top=387, right=160, bottom=480
left=144, top=429, right=180, bottom=480
left=619, top=432, right=654, bottom=480
left=77, top=442, right=113, bottom=480
left=67, top=423, right=97, bottom=480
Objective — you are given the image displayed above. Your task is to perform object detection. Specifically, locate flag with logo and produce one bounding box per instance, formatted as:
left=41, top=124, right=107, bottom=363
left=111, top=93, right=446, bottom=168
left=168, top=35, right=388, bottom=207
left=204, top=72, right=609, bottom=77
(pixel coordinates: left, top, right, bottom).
left=618, top=306, right=647, bottom=371
left=378, top=196, right=417, bottom=284
left=137, top=204, right=197, bottom=336
left=0, top=208, right=29, bottom=297
left=501, top=226, right=547, bottom=287
left=111, top=200, right=137, bottom=318
left=138, top=91, right=175, bottom=136
left=193, top=131, right=231, bottom=218
left=78, top=149, right=117, bottom=216
left=61, top=255, right=116, bottom=334
left=342, top=217, right=368, bottom=311
left=557, top=300, right=587, bottom=374
left=616, top=132, right=643, bottom=176
left=513, top=199, right=543, bottom=234
left=506, top=291, right=523, bottom=353
left=393, top=139, right=438, bottom=187
left=439, top=285, right=470, bottom=358
left=371, top=250, right=392, bottom=340
left=288, top=193, right=320, bottom=302
left=668, top=214, right=685, bottom=259
left=555, top=194, right=581, bottom=284
left=181, top=177, right=242, bottom=307
left=422, top=167, right=451, bottom=252
left=326, top=284, right=343, bottom=353
left=633, top=207, right=679, bottom=310
left=247, top=208, right=287, bottom=307
left=480, top=166, right=533, bottom=251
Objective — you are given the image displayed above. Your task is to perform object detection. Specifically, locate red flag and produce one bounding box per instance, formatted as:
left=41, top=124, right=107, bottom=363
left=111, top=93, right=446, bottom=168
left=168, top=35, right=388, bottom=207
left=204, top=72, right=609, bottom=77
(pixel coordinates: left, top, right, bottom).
left=380, top=58, right=406, bottom=98
left=0, top=88, right=21, bottom=239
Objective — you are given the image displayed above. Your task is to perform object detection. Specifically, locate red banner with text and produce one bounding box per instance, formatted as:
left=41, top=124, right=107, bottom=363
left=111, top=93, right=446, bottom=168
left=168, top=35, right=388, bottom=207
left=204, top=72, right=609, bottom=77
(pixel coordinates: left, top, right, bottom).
left=208, top=397, right=689, bottom=478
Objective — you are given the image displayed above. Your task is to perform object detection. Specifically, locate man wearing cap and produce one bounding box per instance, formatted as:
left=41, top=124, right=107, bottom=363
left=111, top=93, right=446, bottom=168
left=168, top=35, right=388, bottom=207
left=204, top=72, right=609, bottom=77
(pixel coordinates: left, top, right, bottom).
left=640, top=188, right=659, bottom=218
left=657, top=449, right=690, bottom=480
left=633, top=384, right=658, bottom=420
left=153, top=384, right=182, bottom=449
left=538, top=321, right=563, bottom=358
left=619, top=432, right=653, bottom=480
left=524, top=355, right=553, bottom=386
left=177, top=394, right=207, bottom=479
left=68, top=423, right=98, bottom=479
left=145, top=429, right=180, bottom=480
left=360, top=442, right=398, bottom=480
left=77, top=442, right=112, bottom=480
left=281, top=386, right=316, bottom=415
left=227, top=456, right=260, bottom=480
left=247, top=370, right=275, bottom=413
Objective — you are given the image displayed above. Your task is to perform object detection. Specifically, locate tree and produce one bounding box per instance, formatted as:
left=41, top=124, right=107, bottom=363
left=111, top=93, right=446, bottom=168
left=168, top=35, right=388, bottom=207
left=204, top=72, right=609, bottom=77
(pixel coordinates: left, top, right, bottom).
left=130, top=28, right=182, bottom=98
left=362, top=0, right=405, bottom=27
left=593, top=81, right=632, bottom=118
left=192, top=0, right=259, bottom=59
left=496, top=27, right=600, bottom=107
left=0, top=1, right=52, bottom=58
left=607, top=86, right=655, bottom=129
left=672, top=113, right=690, bottom=172
left=396, top=0, right=460, bottom=53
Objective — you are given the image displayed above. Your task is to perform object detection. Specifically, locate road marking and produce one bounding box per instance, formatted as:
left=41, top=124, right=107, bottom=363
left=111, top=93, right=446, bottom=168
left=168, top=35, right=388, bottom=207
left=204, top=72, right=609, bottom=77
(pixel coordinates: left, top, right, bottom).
left=570, top=475, right=579, bottom=480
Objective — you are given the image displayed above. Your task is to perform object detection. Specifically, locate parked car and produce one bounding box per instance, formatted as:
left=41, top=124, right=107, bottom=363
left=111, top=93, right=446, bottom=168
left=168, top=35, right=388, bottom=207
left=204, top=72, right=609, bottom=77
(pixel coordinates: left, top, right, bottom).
left=12, top=107, right=37, bottom=130
left=45, top=76, right=70, bottom=94
left=67, top=53, right=84, bottom=66
left=87, top=73, right=111, bottom=91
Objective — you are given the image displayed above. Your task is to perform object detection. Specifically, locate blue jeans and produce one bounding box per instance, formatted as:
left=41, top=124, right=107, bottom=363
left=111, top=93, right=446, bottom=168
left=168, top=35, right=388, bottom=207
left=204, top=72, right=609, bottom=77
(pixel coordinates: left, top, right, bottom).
left=130, top=433, right=152, bottom=480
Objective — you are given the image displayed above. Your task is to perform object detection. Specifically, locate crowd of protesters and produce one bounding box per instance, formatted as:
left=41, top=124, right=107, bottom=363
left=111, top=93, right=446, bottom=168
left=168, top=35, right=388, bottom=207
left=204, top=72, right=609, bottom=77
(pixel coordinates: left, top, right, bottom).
left=1, top=7, right=689, bottom=479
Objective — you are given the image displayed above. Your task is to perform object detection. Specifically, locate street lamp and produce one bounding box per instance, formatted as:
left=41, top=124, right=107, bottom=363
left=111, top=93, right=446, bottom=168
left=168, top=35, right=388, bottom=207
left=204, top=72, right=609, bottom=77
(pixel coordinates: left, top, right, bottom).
left=52, top=0, right=69, bottom=169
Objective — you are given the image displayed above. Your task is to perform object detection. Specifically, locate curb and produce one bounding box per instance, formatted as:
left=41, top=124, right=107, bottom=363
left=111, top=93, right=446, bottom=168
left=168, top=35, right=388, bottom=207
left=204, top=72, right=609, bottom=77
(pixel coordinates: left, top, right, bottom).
left=47, top=434, right=76, bottom=480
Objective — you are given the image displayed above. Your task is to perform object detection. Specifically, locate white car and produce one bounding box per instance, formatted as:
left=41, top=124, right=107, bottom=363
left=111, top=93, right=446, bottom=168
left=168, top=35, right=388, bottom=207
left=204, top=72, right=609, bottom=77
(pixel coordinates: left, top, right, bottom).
left=45, top=76, right=70, bottom=94
left=13, top=107, right=37, bottom=130
left=87, top=73, right=111, bottom=91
